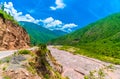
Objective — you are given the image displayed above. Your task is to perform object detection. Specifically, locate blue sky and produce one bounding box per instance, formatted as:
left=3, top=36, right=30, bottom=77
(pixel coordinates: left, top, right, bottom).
left=1, top=0, right=120, bottom=32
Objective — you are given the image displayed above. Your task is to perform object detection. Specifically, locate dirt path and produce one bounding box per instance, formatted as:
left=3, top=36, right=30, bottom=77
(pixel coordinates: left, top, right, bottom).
left=48, top=46, right=120, bottom=79
left=0, top=47, right=37, bottom=59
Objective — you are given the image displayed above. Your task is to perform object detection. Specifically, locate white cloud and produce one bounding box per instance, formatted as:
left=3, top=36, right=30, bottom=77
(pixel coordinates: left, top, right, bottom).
left=62, top=24, right=77, bottom=32
left=4, top=2, right=40, bottom=24
left=62, top=24, right=77, bottom=29
left=50, top=0, right=66, bottom=10
left=41, top=17, right=77, bottom=32
left=41, top=17, right=62, bottom=28
left=43, top=17, right=54, bottom=23
left=3, top=2, right=77, bottom=32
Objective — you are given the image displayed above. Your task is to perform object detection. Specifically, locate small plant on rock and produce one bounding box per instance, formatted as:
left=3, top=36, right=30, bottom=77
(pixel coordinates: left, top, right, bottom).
left=18, top=50, right=31, bottom=55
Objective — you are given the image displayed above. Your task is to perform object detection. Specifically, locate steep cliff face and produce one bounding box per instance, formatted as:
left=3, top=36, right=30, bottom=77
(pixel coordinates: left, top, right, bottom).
left=0, top=16, right=30, bottom=50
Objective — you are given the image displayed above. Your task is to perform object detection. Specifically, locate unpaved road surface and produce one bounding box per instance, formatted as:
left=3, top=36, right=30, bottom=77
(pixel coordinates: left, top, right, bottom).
left=0, top=47, right=37, bottom=59
left=0, top=50, right=17, bottom=59
left=1, top=46, right=120, bottom=79
left=48, top=46, right=120, bottom=79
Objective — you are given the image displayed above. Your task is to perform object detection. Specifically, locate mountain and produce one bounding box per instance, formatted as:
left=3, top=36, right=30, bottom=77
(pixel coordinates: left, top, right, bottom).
left=19, top=21, right=65, bottom=45
left=52, top=13, right=120, bottom=44
left=0, top=10, right=30, bottom=50
left=51, top=13, right=120, bottom=64
left=52, top=30, right=67, bottom=36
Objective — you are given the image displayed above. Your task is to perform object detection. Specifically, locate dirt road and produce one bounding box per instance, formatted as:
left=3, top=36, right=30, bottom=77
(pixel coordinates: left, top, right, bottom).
left=48, top=46, right=120, bottom=79
left=0, top=47, right=37, bottom=59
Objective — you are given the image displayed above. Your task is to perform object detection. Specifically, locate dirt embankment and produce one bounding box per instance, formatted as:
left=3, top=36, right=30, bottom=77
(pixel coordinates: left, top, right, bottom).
left=0, top=16, right=30, bottom=50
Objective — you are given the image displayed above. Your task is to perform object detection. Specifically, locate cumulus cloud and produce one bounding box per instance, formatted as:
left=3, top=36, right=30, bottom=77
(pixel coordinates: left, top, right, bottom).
left=43, top=17, right=54, bottom=23
left=3, top=2, right=77, bottom=32
left=62, top=24, right=77, bottom=29
left=50, top=0, right=66, bottom=10
left=4, top=2, right=40, bottom=24
left=41, top=17, right=77, bottom=32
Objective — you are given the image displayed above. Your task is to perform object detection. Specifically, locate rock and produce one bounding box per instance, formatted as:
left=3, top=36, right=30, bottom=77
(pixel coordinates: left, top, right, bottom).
left=11, top=55, right=26, bottom=64
left=5, top=68, right=41, bottom=79
left=15, top=71, right=18, bottom=74
left=0, top=16, right=30, bottom=50
left=25, top=72, right=29, bottom=76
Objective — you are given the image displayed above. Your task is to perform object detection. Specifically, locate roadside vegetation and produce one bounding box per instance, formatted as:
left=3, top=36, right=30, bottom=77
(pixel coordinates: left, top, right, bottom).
left=84, top=64, right=115, bottom=79
left=29, top=44, right=68, bottom=79
left=57, top=45, right=120, bottom=64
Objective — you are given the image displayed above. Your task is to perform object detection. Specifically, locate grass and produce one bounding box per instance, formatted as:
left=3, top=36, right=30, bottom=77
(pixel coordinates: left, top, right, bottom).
left=3, top=76, right=11, bottom=79
left=3, top=67, right=6, bottom=71
left=84, top=69, right=105, bottom=79
left=58, top=45, right=79, bottom=54
left=84, top=64, right=115, bottom=79
left=0, top=10, right=18, bottom=25
left=0, top=60, right=2, bottom=64
left=0, top=56, right=11, bottom=63
left=58, top=45, right=120, bottom=64
left=18, top=50, right=31, bottom=55
left=27, top=62, right=37, bottom=74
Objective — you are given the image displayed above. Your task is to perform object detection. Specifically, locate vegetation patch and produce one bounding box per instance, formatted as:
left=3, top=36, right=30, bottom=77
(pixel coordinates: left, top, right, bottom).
left=3, top=75, right=11, bottom=79
left=18, top=50, right=31, bottom=55
left=0, top=10, right=18, bottom=25
left=58, top=45, right=120, bottom=64
left=84, top=69, right=105, bottom=79
left=84, top=64, right=115, bottom=79
left=28, top=44, right=67, bottom=79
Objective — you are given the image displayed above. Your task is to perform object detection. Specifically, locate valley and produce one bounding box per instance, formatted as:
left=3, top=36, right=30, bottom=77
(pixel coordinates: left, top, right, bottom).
left=19, top=21, right=67, bottom=45
left=0, top=1, right=120, bottom=79
left=51, top=13, right=120, bottom=64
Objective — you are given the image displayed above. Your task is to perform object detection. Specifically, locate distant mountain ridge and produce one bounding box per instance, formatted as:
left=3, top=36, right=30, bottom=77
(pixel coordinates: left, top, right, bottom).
left=52, top=13, right=120, bottom=44
left=52, top=30, right=67, bottom=36
left=19, top=21, right=67, bottom=45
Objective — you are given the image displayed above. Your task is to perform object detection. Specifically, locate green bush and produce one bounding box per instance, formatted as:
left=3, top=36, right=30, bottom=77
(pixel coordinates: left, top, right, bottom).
left=3, top=76, right=11, bottom=79
left=18, top=50, right=31, bottom=55
left=0, top=10, right=18, bottom=25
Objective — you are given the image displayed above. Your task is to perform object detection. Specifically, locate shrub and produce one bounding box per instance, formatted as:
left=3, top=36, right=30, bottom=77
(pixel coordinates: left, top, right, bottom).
left=0, top=10, right=18, bottom=25
left=3, top=75, right=11, bottom=79
left=18, top=50, right=31, bottom=55
left=3, top=67, right=6, bottom=71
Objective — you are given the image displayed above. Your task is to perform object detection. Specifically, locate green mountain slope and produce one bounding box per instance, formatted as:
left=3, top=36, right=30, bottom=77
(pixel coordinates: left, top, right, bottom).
left=51, top=13, right=120, bottom=64
left=19, top=21, right=59, bottom=44
left=52, top=30, right=67, bottom=36
left=52, top=13, right=120, bottom=44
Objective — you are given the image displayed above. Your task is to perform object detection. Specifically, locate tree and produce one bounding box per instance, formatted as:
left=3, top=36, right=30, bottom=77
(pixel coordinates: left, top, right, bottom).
left=1, top=4, right=4, bottom=11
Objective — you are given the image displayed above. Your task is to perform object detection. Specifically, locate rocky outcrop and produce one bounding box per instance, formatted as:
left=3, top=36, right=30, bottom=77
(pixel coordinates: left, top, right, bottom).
left=5, top=69, right=41, bottom=79
left=0, top=16, right=30, bottom=50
